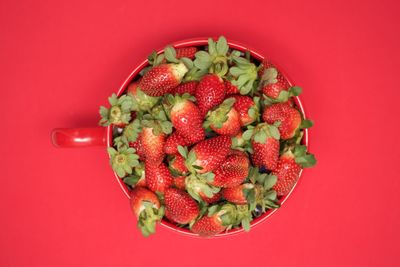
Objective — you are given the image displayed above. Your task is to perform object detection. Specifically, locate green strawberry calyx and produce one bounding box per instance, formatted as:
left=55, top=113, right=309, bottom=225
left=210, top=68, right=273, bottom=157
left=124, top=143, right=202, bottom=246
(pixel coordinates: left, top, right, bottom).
left=107, top=142, right=139, bottom=178
left=137, top=201, right=165, bottom=237
left=185, top=174, right=220, bottom=203
left=229, top=52, right=258, bottom=95
left=119, top=119, right=142, bottom=143
left=128, top=86, right=159, bottom=112
left=99, top=93, right=134, bottom=127
left=204, top=97, right=236, bottom=129
left=140, top=105, right=173, bottom=136
left=242, top=123, right=280, bottom=144
left=194, top=36, right=230, bottom=77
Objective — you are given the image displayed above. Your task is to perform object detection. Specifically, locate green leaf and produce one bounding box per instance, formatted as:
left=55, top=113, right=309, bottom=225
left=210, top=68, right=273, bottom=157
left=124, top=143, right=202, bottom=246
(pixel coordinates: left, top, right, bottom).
left=242, top=129, right=254, bottom=140
left=204, top=172, right=215, bottom=183
left=216, top=36, right=229, bottom=55
left=300, top=119, right=314, bottom=129
left=180, top=57, right=193, bottom=69
left=208, top=205, right=219, bottom=216
left=241, top=217, right=251, bottom=232
left=123, top=176, right=140, bottom=186
left=254, top=131, right=267, bottom=144
left=294, top=145, right=307, bottom=157
left=164, top=46, right=179, bottom=63
left=208, top=38, right=216, bottom=55
left=289, top=86, right=302, bottom=96
left=177, top=146, right=188, bottom=159
left=296, top=154, right=317, bottom=168
left=264, top=175, right=277, bottom=190
left=269, top=125, right=281, bottom=140
left=160, top=121, right=173, bottom=134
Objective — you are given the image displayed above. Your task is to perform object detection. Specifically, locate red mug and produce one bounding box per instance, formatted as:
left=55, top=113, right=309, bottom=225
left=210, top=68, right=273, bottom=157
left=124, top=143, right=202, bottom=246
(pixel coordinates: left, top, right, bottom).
left=51, top=38, right=309, bottom=237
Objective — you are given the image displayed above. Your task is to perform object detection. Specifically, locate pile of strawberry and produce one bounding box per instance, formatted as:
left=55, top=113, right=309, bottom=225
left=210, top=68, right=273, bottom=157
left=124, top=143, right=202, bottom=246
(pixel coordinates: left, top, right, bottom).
left=99, top=36, right=316, bottom=237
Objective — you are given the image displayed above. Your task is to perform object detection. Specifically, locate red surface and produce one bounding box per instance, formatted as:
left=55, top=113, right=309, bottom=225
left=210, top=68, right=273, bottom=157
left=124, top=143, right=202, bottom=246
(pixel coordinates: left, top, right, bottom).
left=1, top=0, right=399, bottom=266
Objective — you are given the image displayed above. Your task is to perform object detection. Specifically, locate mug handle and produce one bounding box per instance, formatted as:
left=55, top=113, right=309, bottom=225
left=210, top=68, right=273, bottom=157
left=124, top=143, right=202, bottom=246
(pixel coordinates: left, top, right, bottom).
left=51, top=127, right=107, bottom=148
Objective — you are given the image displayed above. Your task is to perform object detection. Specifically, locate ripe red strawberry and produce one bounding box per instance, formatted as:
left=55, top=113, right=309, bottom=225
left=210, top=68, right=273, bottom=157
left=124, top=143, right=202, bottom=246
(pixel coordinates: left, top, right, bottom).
left=145, top=162, right=173, bottom=193
left=188, top=135, right=232, bottom=173
left=168, top=95, right=205, bottom=143
left=169, top=154, right=188, bottom=175
left=192, top=213, right=226, bottom=237
left=224, top=80, right=239, bottom=95
left=163, top=131, right=192, bottom=155
left=222, top=183, right=254, bottom=204
left=252, top=138, right=280, bottom=170
left=199, top=192, right=222, bottom=204
left=175, top=47, right=198, bottom=59
left=205, top=98, right=241, bottom=136
left=139, top=62, right=188, bottom=96
left=272, top=152, right=302, bottom=196
left=262, top=102, right=302, bottom=140
left=248, top=123, right=280, bottom=170
left=141, top=127, right=165, bottom=165
left=129, top=134, right=145, bottom=161
left=171, top=81, right=198, bottom=95
left=232, top=95, right=259, bottom=126
left=211, top=151, right=249, bottom=188
left=195, top=74, right=226, bottom=116
left=164, top=188, right=199, bottom=224
left=191, top=203, right=237, bottom=237
left=174, top=176, right=187, bottom=190
left=129, top=186, right=163, bottom=236
left=262, top=73, right=290, bottom=99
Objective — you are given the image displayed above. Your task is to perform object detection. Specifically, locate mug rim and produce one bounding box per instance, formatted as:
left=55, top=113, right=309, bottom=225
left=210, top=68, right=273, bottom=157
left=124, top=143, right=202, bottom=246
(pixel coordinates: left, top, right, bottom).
left=106, top=38, right=309, bottom=238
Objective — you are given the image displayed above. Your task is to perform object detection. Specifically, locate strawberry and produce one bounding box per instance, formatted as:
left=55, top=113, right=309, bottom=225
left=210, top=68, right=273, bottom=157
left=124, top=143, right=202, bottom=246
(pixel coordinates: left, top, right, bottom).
left=211, top=151, right=249, bottom=188
left=166, top=94, right=205, bottom=143
left=191, top=213, right=226, bottom=237
left=195, top=74, right=226, bottom=116
left=272, top=146, right=316, bottom=195
left=204, top=98, right=241, bottom=136
left=163, top=131, right=192, bottom=155
left=200, top=192, right=222, bottom=204
left=244, top=123, right=280, bottom=170
left=191, top=203, right=237, bottom=237
left=232, top=95, right=259, bottom=126
left=129, top=136, right=145, bottom=161
left=186, top=135, right=232, bottom=174
left=145, top=162, right=173, bottom=193
left=99, top=93, right=134, bottom=127
left=174, top=176, right=187, bottom=190
left=261, top=71, right=290, bottom=99
left=126, top=81, right=159, bottom=111
left=171, top=81, right=198, bottom=95
left=141, top=127, right=166, bottom=165
left=185, top=174, right=221, bottom=203
left=251, top=138, right=280, bottom=170
left=169, top=154, right=188, bottom=175
left=272, top=152, right=302, bottom=196
left=224, top=80, right=239, bottom=95
left=222, top=183, right=255, bottom=204
left=129, top=186, right=164, bottom=237
left=175, top=47, right=198, bottom=60
left=262, top=102, right=302, bottom=140
left=164, top=188, right=199, bottom=224
left=139, top=62, right=188, bottom=96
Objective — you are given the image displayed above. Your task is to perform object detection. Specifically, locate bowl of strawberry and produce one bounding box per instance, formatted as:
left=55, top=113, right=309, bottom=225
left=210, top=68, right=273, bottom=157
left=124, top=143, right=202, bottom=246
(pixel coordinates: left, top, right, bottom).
left=53, top=36, right=316, bottom=237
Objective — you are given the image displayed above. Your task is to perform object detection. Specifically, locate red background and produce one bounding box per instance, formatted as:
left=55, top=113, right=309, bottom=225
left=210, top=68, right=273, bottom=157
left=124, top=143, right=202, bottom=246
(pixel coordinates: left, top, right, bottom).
left=1, top=0, right=399, bottom=266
